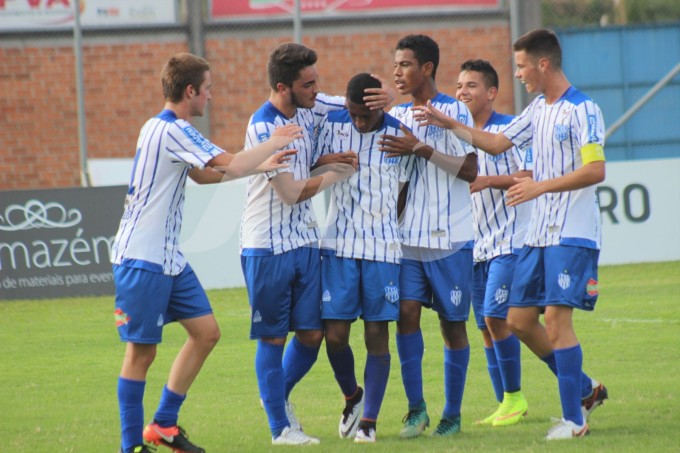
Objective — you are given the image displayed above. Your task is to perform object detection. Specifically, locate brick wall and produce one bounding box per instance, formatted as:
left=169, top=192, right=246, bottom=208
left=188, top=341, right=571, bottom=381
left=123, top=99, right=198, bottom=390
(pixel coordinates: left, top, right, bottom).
left=0, top=22, right=512, bottom=190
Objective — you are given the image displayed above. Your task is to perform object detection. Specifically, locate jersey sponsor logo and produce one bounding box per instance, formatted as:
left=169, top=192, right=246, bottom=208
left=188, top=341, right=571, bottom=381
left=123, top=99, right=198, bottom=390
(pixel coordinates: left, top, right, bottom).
left=383, top=155, right=399, bottom=165
left=554, top=124, right=570, bottom=142
left=252, top=310, right=262, bottom=323
left=182, top=125, right=216, bottom=153
left=450, top=287, right=462, bottom=306
left=427, top=125, right=444, bottom=141
left=487, top=153, right=503, bottom=162
left=523, top=147, right=533, bottom=163
left=495, top=286, right=509, bottom=304
left=156, top=314, right=163, bottom=327
left=114, top=308, right=130, bottom=327
left=322, top=290, right=331, bottom=302
left=586, top=278, right=599, bottom=296
left=257, top=132, right=270, bottom=143
left=587, top=114, right=599, bottom=143
left=558, top=271, right=571, bottom=290
left=384, top=284, right=399, bottom=303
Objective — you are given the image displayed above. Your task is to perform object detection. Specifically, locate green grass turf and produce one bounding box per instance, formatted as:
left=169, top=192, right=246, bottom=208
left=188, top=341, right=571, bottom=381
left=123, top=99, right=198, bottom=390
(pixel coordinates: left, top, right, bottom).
left=1, top=261, right=679, bottom=452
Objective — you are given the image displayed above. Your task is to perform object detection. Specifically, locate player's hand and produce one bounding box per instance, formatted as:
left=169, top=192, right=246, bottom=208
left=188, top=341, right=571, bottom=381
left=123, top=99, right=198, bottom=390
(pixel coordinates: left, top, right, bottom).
left=315, top=151, right=358, bottom=170
left=469, top=175, right=490, bottom=193
left=364, top=73, right=396, bottom=111
left=411, top=100, right=453, bottom=129
left=258, top=149, right=297, bottom=172
left=506, top=176, right=542, bottom=206
left=379, top=124, right=421, bottom=158
left=269, top=124, right=304, bottom=148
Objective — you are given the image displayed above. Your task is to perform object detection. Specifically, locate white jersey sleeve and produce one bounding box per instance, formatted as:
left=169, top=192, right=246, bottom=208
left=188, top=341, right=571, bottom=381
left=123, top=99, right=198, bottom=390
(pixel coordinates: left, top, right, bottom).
left=502, top=87, right=605, bottom=249
left=390, top=93, right=475, bottom=250
left=111, top=110, right=225, bottom=275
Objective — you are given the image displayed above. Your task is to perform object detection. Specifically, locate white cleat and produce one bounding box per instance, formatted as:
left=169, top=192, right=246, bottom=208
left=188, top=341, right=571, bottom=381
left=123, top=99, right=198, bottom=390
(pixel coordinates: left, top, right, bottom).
left=272, top=426, right=320, bottom=446
left=354, top=424, right=376, bottom=443
left=285, top=401, right=302, bottom=431
left=546, top=418, right=589, bottom=440
left=339, top=387, right=365, bottom=439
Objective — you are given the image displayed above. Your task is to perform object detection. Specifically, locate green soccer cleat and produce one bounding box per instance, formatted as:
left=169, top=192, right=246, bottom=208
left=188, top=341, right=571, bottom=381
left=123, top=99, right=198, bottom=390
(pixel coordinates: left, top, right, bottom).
left=399, top=405, right=430, bottom=438
left=492, top=391, right=529, bottom=427
left=431, top=415, right=461, bottom=437
left=475, top=404, right=503, bottom=425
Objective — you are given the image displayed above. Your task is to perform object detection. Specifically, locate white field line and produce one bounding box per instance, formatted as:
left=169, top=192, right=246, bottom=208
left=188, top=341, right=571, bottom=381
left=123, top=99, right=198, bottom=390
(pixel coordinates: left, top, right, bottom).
left=600, top=318, right=679, bottom=325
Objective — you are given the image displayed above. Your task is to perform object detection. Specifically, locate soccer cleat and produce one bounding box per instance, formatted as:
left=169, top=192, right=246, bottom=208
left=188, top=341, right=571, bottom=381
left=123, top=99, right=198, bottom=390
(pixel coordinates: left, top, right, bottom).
left=354, top=421, right=377, bottom=443
left=285, top=400, right=302, bottom=431
left=582, top=381, right=608, bottom=421
left=431, top=415, right=461, bottom=437
left=143, top=423, right=205, bottom=453
left=272, top=426, right=321, bottom=445
left=338, top=387, right=364, bottom=439
left=545, top=417, right=589, bottom=440
left=399, top=406, right=430, bottom=438
left=475, top=404, right=503, bottom=425
left=492, top=391, right=529, bottom=427
left=118, top=446, right=155, bottom=453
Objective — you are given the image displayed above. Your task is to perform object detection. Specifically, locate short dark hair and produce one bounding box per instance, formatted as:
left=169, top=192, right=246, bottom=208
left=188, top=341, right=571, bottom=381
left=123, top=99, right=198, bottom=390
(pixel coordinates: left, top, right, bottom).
left=267, top=43, right=318, bottom=89
left=396, top=34, right=440, bottom=80
left=513, top=28, right=562, bottom=69
left=346, top=73, right=381, bottom=105
left=460, top=59, right=499, bottom=90
left=161, top=53, right=210, bottom=103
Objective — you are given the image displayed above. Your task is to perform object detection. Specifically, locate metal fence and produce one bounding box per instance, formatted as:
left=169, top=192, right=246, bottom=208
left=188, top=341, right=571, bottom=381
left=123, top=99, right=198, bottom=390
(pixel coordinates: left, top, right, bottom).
left=0, top=0, right=679, bottom=191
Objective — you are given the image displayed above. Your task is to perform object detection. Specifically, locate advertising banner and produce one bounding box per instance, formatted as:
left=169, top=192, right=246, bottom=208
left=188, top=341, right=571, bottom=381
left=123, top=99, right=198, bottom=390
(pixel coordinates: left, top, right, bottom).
left=211, top=0, right=499, bottom=19
left=0, top=185, right=126, bottom=300
left=0, top=0, right=177, bottom=30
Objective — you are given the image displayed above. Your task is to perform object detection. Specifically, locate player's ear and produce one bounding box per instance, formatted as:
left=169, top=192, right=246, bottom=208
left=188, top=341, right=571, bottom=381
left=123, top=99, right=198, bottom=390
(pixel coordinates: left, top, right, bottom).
left=423, top=61, right=434, bottom=78
left=275, top=82, right=289, bottom=95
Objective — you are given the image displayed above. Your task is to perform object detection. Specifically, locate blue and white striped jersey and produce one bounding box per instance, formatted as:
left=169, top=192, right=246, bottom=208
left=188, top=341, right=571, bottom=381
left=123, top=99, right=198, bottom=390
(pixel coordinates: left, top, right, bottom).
left=111, top=109, right=225, bottom=275
left=240, top=93, right=345, bottom=255
left=473, top=111, right=533, bottom=262
left=315, top=110, right=411, bottom=264
left=389, top=93, right=476, bottom=250
left=503, top=86, right=605, bottom=249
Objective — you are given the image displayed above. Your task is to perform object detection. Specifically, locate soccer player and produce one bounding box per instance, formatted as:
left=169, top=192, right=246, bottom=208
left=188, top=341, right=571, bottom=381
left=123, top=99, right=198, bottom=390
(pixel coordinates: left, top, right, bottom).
left=111, top=52, right=301, bottom=453
left=456, top=59, right=532, bottom=426
left=240, top=43, right=391, bottom=446
left=412, top=29, right=609, bottom=440
left=378, top=34, right=478, bottom=438
left=316, top=73, right=411, bottom=444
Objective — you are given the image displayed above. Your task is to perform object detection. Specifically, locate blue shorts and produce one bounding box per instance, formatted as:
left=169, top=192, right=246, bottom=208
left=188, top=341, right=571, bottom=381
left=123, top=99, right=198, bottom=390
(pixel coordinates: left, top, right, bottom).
left=321, top=254, right=400, bottom=322
left=400, top=247, right=473, bottom=322
left=472, top=254, right=518, bottom=329
left=510, top=245, right=600, bottom=311
left=241, top=246, right=322, bottom=339
left=113, top=263, right=212, bottom=344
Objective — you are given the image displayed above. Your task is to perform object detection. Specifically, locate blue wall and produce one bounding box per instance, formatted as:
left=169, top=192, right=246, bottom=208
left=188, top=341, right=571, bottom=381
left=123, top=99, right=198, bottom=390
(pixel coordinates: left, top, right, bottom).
left=558, top=23, right=680, bottom=161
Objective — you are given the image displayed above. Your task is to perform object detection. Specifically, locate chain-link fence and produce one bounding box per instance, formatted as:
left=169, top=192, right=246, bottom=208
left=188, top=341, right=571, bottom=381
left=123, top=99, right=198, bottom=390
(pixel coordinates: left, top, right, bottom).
left=1, top=0, right=678, bottom=190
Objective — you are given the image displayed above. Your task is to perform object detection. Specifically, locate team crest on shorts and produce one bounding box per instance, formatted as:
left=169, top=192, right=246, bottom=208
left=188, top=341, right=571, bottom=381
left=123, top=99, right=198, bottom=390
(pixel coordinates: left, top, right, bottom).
left=495, top=286, right=509, bottom=304
left=384, top=284, right=399, bottom=303
left=450, top=287, right=462, bottom=306
left=586, top=278, right=599, bottom=296
left=554, top=124, right=570, bottom=142
left=558, top=271, right=571, bottom=290
left=114, top=308, right=130, bottom=327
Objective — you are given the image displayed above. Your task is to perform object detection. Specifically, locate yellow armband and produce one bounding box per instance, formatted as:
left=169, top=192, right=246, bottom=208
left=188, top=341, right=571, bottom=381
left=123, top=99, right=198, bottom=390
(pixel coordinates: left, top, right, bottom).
left=580, top=143, right=606, bottom=164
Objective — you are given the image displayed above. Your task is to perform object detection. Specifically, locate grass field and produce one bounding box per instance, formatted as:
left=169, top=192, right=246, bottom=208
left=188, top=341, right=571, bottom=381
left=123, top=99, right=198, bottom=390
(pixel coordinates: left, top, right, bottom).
left=1, top=261, right=679, bottom=452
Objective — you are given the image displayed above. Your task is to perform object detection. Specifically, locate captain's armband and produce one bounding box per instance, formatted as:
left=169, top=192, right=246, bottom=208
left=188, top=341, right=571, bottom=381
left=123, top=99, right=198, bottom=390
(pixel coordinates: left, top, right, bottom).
left=580, top=143, right=606, bottom=164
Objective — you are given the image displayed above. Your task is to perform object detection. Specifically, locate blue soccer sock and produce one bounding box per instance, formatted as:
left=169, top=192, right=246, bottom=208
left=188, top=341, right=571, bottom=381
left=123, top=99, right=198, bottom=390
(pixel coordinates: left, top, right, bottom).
left=396, top=331, right=425, bottom=409
left=362, top=354, right=391, bottom=421
left=283, top=336, right=320, bottom=401
left=554, top=344, right=585, bottom=425
left=443, top=345, right=470, bottom=419
left=483, top=345, right=504, bottom=402
left=541, top=351, right=593, bottom=399
left=118, top=376, right=145, bottom=452
left=494, top=334, right=522, bottom=393
left=153, top=385, right=186, bottom=427
left=255, top=341, right=287, bottom=437
left=327, top=345, right=358, bottom=398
